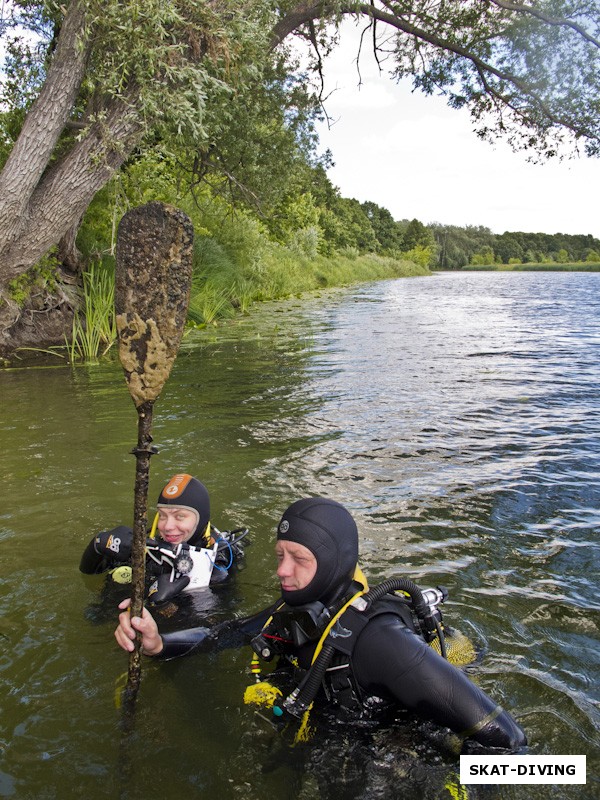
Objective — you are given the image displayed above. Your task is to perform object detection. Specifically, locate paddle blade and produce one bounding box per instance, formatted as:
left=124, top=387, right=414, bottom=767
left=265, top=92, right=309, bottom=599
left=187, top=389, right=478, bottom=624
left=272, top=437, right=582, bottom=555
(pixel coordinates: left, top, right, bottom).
left=115, top=202, right=194, bottom=408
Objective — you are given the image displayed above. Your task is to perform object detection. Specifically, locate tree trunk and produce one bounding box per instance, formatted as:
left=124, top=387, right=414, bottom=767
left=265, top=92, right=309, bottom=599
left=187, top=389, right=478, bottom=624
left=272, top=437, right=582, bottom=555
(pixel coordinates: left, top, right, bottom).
left=57, top=218, right=85, bottom=276
left=1, top=89, right=144, bottom=277
left=0, top=1, right=90, bottom=269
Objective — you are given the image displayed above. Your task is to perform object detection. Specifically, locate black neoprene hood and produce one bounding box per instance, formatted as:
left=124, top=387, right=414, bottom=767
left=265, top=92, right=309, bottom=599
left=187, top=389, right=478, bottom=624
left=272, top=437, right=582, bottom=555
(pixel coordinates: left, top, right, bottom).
left=157, top=474, right=210, bottom=546
left=276, top=497, right=359, bottom=606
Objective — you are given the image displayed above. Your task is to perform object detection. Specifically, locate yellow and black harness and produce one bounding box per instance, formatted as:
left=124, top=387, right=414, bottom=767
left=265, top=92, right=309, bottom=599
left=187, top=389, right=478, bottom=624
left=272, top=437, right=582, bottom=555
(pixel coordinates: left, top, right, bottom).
left=245, top=570, right=476, bottom=732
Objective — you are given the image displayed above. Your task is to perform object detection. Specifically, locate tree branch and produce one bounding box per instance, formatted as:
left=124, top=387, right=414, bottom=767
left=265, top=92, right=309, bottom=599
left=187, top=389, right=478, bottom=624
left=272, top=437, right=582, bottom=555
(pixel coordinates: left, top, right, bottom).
left=272, top=1, right=598, bottom=143
left=490, top=0, right=600, bottom=49
left=0, top=1, right=91, bottom=251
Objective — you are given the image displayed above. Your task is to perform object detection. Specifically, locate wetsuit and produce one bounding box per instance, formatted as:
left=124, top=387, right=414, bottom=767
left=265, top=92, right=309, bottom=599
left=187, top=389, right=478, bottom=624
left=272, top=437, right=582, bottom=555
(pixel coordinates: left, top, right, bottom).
left=153, top=592, right=526, bottom=752
left=135, top=496, right=526, bottom=751
left=81, top=474, right=248, bottom=599
left=79, top=524, right=247, bottom=597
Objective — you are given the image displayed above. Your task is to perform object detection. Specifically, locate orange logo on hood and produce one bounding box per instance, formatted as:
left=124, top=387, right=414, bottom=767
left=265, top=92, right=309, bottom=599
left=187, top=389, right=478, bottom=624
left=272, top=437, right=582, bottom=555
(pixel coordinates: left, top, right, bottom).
left=161, top=474, right=193, bottom=499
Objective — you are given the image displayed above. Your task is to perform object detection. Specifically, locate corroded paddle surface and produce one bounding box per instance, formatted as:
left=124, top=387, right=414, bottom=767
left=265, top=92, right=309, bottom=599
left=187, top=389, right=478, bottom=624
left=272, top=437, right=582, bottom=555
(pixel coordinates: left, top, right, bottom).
left=115, top=202, right=193, bottom=408
left=114, top=202, right=193, bottom=714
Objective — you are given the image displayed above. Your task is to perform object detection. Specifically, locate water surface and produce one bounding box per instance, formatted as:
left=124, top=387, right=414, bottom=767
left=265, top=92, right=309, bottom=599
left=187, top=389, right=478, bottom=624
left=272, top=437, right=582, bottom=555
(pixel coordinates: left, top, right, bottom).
left=1, top=271, right=598, bottom=799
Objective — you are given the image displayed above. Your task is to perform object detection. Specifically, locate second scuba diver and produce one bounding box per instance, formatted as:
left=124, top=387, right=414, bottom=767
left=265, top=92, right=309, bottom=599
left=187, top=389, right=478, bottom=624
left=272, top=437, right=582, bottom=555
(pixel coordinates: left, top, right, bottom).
left=114, top=497, right=526, bottom=752
left=81, top=474, right=248, bottom=606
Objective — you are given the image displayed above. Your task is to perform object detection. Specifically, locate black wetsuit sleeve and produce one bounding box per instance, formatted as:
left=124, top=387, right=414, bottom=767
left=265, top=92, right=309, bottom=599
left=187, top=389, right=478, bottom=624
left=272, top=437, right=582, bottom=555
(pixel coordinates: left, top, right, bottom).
left=79, top=537, right=109, bottom=574
left=352, top=614, right=527, bottom=751
left=158, top=605, right=275, bottom=660
left=79, top=526, right=133, bottom=574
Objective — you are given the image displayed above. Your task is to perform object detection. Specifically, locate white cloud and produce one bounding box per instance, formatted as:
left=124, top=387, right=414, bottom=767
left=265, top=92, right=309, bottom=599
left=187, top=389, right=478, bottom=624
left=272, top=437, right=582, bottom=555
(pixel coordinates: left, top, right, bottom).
left=313, top=21, right=599, bottom=237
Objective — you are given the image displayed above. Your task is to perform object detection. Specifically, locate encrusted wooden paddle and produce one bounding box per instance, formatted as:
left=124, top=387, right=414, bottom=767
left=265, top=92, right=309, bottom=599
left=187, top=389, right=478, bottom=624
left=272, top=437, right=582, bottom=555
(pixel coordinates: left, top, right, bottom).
left=115, top=201, right=193, bottom=708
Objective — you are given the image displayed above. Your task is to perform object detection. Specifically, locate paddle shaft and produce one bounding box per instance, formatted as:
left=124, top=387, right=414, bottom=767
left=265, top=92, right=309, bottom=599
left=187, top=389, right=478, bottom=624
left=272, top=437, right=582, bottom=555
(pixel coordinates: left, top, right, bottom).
left=122, top=400, right=155, bottom=707
left=115, top=202, right=194, bottom=712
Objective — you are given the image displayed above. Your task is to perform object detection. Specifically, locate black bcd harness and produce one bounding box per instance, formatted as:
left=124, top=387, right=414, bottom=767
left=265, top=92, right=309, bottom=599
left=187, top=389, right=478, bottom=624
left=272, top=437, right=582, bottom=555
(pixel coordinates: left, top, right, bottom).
left=253, top=576, right=449, bottom=722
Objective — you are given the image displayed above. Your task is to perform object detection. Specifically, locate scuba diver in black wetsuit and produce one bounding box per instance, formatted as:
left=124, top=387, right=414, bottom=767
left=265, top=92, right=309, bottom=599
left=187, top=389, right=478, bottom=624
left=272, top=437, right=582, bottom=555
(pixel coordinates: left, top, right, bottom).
left=81, top=474, right=248, bottom=607
left=115, top=497, right=526, bottom=752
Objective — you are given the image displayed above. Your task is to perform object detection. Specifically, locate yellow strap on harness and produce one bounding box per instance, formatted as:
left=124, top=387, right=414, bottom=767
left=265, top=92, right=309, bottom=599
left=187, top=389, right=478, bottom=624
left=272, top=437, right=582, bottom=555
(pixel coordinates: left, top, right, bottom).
left=310, top=565, right=369, bottom=665
left=149, top=512, right=159, bottom=539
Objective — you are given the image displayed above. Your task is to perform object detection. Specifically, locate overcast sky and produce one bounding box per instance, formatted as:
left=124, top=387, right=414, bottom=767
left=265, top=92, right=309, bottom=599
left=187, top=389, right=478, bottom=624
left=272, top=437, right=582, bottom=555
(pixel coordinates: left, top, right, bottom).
left=312, top=22, right=599, bottom=239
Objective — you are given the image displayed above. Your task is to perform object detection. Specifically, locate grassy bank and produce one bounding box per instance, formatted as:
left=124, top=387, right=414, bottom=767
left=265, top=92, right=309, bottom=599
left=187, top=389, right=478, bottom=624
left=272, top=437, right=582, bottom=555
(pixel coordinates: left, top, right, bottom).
left=188, top=242, right=429, bottom=326
left=61, top=245, right=429, bottom=363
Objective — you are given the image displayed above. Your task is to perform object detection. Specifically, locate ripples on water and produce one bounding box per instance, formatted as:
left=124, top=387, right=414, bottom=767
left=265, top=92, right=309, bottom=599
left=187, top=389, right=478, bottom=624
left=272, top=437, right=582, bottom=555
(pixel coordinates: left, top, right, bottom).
left=243, top=272, right=600, bottom=797
left=1, top=271, right=599, bottom=798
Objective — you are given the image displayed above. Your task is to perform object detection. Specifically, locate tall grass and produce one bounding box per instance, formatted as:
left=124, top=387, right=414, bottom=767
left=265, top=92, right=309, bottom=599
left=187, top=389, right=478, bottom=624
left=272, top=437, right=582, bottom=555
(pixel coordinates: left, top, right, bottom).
left=67, top=235, right=428, bottom=358
left=188, top=284, right=234, bottom=326
left=186, top=234, right=430, bottom=326
left=76, top=181, right=431, bottom=351
left=67, top=261, right=116, bottom=363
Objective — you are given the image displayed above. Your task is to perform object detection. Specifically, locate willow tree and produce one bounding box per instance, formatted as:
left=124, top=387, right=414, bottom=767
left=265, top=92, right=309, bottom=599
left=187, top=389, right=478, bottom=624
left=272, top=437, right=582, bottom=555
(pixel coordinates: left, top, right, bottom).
left=0, top=0, right=598, bottom=354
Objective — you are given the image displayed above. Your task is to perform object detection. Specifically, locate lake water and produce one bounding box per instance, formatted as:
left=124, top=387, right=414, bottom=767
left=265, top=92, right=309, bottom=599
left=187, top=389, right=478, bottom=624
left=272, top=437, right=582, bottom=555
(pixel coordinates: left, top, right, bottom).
left=1, top=271, right=599, bottom=799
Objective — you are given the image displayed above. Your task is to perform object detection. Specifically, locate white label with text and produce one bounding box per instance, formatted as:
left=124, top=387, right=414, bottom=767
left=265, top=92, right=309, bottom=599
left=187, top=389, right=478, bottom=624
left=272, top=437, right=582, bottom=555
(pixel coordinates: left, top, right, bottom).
left=459, top=755, right=586, bottom=784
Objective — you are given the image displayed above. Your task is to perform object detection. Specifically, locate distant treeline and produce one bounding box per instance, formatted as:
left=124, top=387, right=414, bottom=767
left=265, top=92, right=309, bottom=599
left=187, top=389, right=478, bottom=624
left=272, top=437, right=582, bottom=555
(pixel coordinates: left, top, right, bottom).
left=274, top=188, right=600, bottom=269
left=427, top=224, right=600, bottom=269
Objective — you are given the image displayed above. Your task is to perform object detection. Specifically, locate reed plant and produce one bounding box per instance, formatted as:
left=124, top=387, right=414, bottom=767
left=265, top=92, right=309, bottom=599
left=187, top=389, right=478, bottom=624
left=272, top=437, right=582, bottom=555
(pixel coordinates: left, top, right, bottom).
left=188, top=283, right=235, bottom=326
left=231, top=279, right=255, bottom=313
left=67, top=261, right=116, bottom=363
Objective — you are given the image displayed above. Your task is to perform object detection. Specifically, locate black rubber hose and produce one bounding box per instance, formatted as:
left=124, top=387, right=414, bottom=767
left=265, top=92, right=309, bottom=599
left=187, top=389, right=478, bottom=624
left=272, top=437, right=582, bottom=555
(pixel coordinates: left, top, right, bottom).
left=364, top=577, right=448, bottom=658
left=280, top=576, right=447, bottom=718
left=283, top=642, right=336, bottom=717
left=434, top=616, right=448, bottom=660
left=363, top=577, right=429, bottom=618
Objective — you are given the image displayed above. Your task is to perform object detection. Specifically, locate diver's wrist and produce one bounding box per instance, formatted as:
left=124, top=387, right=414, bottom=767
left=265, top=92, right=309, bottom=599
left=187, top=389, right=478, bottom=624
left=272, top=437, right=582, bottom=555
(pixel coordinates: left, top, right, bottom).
left=142, top=637, right=164, bottom=657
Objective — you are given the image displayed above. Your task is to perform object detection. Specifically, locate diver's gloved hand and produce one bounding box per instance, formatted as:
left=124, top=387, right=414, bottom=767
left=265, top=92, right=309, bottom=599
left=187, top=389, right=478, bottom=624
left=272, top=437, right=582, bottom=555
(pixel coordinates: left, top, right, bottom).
left=146, top=573, right=190, bottom=606
left=94, top=526, right=133, bottom=560
left=79, top=526, right=133, bottom=573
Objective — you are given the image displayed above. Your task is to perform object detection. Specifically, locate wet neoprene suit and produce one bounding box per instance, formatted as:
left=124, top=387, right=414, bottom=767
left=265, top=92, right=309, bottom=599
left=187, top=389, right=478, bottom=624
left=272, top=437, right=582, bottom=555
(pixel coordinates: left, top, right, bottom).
left=155, top=599, right=526, bottom=751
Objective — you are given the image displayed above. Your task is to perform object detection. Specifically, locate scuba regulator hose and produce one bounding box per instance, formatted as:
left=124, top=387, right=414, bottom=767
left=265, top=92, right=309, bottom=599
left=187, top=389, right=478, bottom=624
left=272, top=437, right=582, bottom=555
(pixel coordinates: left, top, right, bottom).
left=276, top=642, right=336, bottom=720
left=362, top=577, right=448, bottom=658
left=274, top=576, right=448, bottom=720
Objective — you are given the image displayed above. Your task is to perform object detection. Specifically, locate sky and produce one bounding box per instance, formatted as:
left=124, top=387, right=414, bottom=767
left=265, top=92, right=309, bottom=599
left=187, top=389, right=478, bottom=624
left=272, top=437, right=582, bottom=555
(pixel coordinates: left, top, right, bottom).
left=312, top=21, right=599, bottom=239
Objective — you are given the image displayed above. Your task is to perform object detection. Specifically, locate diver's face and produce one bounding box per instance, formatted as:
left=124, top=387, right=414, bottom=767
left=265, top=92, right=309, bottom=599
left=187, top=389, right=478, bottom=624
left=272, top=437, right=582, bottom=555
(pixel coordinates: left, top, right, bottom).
left=157, top=507, right=198, bottom=545
left=275, top=540, right=318, bottom=593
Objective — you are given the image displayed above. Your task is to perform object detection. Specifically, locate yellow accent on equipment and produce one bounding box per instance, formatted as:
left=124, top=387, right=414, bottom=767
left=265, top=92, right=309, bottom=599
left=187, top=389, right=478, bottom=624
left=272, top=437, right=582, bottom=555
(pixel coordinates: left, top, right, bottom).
left=109, top=565, right=132, bottom=584
left=430, top=627, right=477, bottom=666
left=149, top=512, right=159, bottom=539
left=243, top=681, right=283, bottom=708
left=309, top=563, right=369, bottom=665
left=353, top=564, right=369, bottom=591
left=294, top=708, right=315, bottom=743
left=444, top=772, right=469, bottom=799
